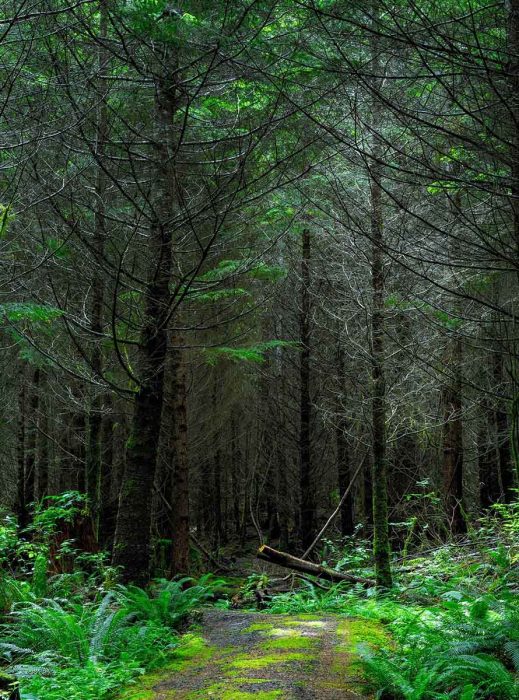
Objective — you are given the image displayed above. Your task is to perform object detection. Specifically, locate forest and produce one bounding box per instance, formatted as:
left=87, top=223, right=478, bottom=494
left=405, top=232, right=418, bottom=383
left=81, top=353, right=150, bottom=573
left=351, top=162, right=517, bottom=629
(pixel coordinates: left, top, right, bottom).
left=0, top=0, right=518, bottom=699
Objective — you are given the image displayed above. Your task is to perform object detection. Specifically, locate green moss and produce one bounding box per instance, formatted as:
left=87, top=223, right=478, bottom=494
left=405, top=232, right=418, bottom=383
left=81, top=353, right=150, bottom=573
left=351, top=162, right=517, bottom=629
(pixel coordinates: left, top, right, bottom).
left=118, top=634, right=215, bottom=699
left=267, top=627, right=300, bottom=636
left=186, top=684, right=284, bottom=699
left=243, top=622, right=274, bottom=633
left=316, top=678, right=361, bottom=692
left=224, top=678, right=271, bottom=685
left=268, top=626, right=301, bottom=637
left=118, top=692, right=155, bottom=700
left=330, top=619, right=389, bottom=687
left=166, top=633, right=214, bottom=671
left=229, top=652, right=310, bottom=670
left=261, top=635, right=316, bottom=650
left=330, top=649, right=363, bottom=678
left=337, top=618, right=389, bottom=652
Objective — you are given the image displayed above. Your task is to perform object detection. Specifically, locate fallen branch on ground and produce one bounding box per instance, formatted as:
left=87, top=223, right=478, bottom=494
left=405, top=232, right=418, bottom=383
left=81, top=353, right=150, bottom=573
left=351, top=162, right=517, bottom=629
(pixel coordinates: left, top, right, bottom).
left=256, top=544, right=375, bottom=586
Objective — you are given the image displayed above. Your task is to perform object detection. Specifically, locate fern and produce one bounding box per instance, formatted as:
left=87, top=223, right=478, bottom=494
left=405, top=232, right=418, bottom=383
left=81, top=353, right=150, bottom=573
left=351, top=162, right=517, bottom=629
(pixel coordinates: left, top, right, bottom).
left=359, top=592, right=519, bottom=700
left=442, top=654, right=518, bottom=700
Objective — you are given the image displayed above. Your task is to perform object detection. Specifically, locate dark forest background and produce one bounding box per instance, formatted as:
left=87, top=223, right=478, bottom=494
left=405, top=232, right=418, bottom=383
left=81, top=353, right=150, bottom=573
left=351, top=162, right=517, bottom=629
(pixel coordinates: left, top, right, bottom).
left=1, top=0, right=518, bottom=591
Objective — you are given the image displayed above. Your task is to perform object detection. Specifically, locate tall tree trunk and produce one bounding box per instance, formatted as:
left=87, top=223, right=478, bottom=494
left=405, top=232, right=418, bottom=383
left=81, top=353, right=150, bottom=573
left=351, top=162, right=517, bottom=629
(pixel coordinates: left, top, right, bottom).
left=299, top=227, right=314, bottom=551
left=99, top=398, right=116, bottom=549
left=37, top=387, right=49, bottom=500
left=231, top=413, right=242, bottom=538
left=441, top=338, right=466, bottom=534
left=24, top=367, right=40, bottom=515
left=112, top=58, right=177, bottom=585
left=169, top=336, right=190, bottom=575
left=370, top=169, right=392, bottom=587
left=363, top=457, right=373, bottom=526
left=155, top=395, right=174, bottom=548
left=369, top=28, right=392, bottom=585
left=211, top=378, right=223, bottom=549
left=508, top=0, right=519, bottom=486
left=86, top=0, right=109, bottom=530
left=74, top=411, right=87, bottom=493
left=336, top=345, right=354, bottom=537
left=112, top=244, right=172, bottom=583
left=277, top=446, right=290, bottom=551
left=16, top=370, right=27, bottom=529
left=478, top=397, right=502, bottom=508
left=336, top=421, right=354, bottom=537
left=493, top=350, right=516, bottom=501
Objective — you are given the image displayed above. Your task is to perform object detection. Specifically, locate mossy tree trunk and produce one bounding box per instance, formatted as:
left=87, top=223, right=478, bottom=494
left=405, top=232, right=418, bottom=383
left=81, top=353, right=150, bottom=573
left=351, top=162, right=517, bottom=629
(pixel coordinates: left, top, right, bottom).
left=336, top=344, right=354, bottom=537
left=24, top=367, right=40, bottom=517
left=369, top=22, right=392, bottom=587
left=112, top=54, right=178, bottom=585
left=299, top=227, right=315, bottom=551
left=99, top=397, right=116, bottom=549
left=370, top=168, right=392, bottom=588
left=169, top=335, right=190, bottom=576
left=494, top=346, right=516, bottom=501
left=441, top=338, right=466, bottom=534
left=37, top=385, right=49, bottom=500
left=16, top=366, right=27, bottom=530
left=508, top=0, right=519, bottom=488
left=86, top=0, right=109, bottom=532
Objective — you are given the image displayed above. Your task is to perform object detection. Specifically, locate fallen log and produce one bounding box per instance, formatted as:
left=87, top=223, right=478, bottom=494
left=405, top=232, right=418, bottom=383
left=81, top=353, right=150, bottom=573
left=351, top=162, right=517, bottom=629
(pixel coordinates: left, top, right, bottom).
left=257, top=545, right=375, bottom=586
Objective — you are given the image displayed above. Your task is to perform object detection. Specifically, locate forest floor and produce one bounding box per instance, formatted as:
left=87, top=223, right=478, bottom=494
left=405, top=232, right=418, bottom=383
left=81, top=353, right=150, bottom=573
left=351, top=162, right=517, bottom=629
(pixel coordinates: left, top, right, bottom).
left=119, top=609, right=385, bottom=700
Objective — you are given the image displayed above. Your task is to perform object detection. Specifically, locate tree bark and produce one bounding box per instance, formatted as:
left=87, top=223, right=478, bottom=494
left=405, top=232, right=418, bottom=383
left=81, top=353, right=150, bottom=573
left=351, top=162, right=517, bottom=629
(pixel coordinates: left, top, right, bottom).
left=493, top=350, right=516, bottom=501
left=508, top=0, right=519, bottom=487
left=99, top=398, right=116, bottom=549
left=370, top=130, right=392, bottom=588
left=16, top=369, right=27, bottom=529
left=257, top=544, right=374, bottom=586
left=336, top=344, right=354, bottom=536
left=299, top=227, right=314, bottom=551
left=170, top=336, right=190, bottom=575
left=441, top=338, right=466, bottom=534
left=368, top=10, right=392, bottom=587
left=37, top=388, right=49, bottom=500
left=113, top=55, right=177, bottom=585
left=24, top=367, right=40, bottom=514
left=231, top=413, right=242, bottom=538
left=86, top=0, right=109, bottom=530
left=478, top=400, right=501, bottom=509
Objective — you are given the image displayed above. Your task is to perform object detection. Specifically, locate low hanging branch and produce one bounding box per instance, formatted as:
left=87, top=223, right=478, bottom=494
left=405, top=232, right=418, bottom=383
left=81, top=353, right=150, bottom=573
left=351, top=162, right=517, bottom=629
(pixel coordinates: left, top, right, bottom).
left=257, top=545, right=375, bottom=586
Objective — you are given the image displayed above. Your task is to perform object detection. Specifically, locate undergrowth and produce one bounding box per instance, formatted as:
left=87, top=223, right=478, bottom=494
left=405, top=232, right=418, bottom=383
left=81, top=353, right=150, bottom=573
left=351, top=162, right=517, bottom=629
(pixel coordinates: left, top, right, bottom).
left=0, top=494, right=225, bottom=700
left=261, top=503, right=519, bottom=700
left=1, top=492, right=518, bottom=700
left=1, top=579, right=221, bottom=700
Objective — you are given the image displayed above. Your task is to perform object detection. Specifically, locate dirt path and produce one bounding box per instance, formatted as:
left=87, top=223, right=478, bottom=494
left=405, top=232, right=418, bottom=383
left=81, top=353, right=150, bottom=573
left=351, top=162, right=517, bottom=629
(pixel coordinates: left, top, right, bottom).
left=120, top=610, right=386, bottom=700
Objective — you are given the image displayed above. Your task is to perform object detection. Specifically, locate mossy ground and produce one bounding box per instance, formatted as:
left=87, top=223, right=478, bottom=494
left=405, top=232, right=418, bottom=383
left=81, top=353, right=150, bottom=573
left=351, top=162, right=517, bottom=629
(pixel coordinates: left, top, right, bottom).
left=119, top=610, right=387, bottom=699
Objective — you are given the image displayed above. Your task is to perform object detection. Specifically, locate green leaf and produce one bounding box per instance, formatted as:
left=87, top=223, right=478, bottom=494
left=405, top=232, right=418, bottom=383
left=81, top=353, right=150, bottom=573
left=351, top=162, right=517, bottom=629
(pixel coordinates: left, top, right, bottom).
left=0, top=303, right=64, bottom=324
left=190, top=288, right=250, bottom=303
left=203, top=340, right=298, bottom=365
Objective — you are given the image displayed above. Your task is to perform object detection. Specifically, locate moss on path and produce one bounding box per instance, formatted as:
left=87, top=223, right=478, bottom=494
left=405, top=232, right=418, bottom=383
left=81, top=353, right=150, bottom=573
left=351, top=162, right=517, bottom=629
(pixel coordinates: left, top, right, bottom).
left=120, top=611, right=387, bottom=700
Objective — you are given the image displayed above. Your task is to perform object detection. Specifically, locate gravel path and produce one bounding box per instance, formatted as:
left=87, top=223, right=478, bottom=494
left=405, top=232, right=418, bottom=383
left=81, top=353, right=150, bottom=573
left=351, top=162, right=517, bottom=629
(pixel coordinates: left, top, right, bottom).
left=120, top=610, right=383, bottom=699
